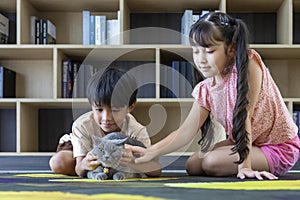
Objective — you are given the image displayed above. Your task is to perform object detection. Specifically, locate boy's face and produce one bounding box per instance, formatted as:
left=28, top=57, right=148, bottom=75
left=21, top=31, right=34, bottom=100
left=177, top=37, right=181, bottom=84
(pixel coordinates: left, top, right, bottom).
left=92, top=104, right=128, bottom=134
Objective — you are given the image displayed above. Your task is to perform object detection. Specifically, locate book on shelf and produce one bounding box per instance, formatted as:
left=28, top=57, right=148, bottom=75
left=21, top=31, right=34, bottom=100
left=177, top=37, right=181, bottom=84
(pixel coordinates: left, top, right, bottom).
left=61, top=60, right=73, bottom=98
left=95, top=15, right=106, bottom=45
left=179, top=61, right=187, bottom=98
left=72, top=62, right=80, bottom=98
left=0, top=13, right=9, bottom=44
left=42, top=19, right=56, bottom=44
left=0, top=66, right=16, bottom=98
left=89, top=15, right=95, bottom=45
left=30, top=16, right=37, bottom=44
left=171, top=61, right=180, bottom=98
left=185, top=62, right=194, bottom=97
left=82, top=10, right=90, bottom=45
left=181, top=10, right=193, bottom=45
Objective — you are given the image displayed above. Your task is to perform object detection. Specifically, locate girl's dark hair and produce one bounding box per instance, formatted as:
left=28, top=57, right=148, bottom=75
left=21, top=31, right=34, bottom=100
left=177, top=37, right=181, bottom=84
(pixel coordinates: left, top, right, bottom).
left=189, top=12, right=250, bottom=164
left=87, top=67, right=138, bottom=108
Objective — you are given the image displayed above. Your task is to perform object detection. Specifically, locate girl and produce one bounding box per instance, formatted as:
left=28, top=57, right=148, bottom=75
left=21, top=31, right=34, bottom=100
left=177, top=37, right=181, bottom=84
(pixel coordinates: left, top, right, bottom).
left=49, top=67, right=161, bottom=177
left=127, top=12, right=300, bottom=180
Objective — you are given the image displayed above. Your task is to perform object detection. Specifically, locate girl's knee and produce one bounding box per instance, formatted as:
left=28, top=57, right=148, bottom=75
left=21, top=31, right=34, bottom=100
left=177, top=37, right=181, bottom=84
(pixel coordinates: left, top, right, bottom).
left=201, top=156, right=219, bottom=175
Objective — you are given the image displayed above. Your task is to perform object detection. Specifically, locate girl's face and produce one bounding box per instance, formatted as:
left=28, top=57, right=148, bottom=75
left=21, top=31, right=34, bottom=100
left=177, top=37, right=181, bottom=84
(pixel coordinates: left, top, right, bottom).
left=92, top=105, right=128, bottom=134
left=192, top=41, right=233, bottom=79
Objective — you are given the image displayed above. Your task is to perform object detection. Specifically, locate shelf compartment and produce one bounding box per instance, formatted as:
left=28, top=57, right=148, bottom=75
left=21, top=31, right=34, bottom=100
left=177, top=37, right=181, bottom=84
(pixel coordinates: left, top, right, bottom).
left=0, top=47, right=53, bottom=98
left=227, top=0, right=291, bottom=44
left=0, top=0, right=16, bottom=45
left=254, top=46, right=300, bottom=98
left=19, top=100, right=90, bottom=152
left=0, top=105, right=16, bottom=152
left=262, top=58, right=300, bottom=98
left=159, top=48, right=201, bottom=98
left=293, top=0, right=300, bottom=44
left=20, top=0, right=119, bottom=44
left=123, top=0, right=224, bottom=44
left=132, top=100, right=201, bottom=152
left=57, top=47, right=156, bottom=98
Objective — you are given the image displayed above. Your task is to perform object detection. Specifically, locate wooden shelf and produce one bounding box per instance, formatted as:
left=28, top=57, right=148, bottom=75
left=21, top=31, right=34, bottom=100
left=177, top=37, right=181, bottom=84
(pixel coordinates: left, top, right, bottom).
left=0, top=0, right=299, bottom=154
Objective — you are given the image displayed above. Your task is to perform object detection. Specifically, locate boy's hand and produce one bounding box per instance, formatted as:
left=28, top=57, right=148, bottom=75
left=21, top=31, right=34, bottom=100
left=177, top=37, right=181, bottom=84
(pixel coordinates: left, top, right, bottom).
left=82, top=151, right=101, bottom=171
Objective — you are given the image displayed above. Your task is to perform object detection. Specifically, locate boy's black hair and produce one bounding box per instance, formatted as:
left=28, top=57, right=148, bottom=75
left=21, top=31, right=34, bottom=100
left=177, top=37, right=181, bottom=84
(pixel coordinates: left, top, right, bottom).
left=87, top=67, right=138, bottom=108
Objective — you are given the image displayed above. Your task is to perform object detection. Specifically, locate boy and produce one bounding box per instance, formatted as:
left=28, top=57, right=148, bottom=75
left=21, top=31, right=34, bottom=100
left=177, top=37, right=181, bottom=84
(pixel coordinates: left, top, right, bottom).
left=49, top=67, right=161, bottom=177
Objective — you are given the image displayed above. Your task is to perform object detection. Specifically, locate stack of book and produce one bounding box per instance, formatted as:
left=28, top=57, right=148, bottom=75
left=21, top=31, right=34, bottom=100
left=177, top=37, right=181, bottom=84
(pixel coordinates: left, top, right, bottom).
left=61, top=60, right=156, bottom=98
left=82, top=10, right=120, bottom=45
left=30, top=16, right=56, bottom=44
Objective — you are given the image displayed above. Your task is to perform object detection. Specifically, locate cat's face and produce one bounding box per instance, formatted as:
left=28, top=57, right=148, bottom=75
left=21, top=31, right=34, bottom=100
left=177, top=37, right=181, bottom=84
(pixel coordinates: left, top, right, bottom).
left=92, top=140, right=123, bottom=168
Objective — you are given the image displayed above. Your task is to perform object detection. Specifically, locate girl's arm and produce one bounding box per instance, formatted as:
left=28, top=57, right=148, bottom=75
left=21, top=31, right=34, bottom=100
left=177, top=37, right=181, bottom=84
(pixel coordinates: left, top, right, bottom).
left=131, top=101, right=209, bottom=163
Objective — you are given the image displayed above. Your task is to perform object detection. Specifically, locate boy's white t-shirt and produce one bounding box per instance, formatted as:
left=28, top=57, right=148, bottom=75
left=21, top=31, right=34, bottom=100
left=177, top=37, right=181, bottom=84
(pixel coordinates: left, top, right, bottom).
left=70, top=111, right=151, bottom=158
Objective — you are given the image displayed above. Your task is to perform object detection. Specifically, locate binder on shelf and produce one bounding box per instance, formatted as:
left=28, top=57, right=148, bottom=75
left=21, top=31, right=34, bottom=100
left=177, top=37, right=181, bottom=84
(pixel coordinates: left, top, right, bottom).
left=0, top=66, right=16, bottom=98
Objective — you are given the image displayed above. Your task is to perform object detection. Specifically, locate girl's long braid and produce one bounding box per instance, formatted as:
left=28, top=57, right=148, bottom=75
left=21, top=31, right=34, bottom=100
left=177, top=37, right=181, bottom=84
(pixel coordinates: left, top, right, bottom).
left=230, top=18, right=250, bottom=164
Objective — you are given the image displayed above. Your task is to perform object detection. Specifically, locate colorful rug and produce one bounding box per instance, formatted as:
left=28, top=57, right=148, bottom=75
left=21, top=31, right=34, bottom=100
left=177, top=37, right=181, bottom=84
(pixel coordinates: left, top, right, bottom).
left=0, top=172, right=300, bottom=200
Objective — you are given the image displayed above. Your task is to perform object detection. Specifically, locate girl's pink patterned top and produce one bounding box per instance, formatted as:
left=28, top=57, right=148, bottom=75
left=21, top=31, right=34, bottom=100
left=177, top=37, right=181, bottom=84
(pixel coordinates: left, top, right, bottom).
left=192, top=49, right=298, bottom=145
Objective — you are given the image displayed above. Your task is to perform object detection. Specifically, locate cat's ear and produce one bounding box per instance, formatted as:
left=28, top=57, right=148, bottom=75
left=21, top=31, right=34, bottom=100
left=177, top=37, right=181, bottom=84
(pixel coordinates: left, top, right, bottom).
left=91, top=135, right=102, bottom=145
left=113, top=137, right=129, bottom=146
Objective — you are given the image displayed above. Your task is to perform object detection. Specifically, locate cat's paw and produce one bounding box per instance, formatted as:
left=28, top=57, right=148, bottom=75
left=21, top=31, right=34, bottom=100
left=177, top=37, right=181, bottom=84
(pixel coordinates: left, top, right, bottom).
left=94, top=173, right=108, bottom=180
left=113, top=172, right=126, bottom=180
left=137, top=173, right=147, bottom=178
left=87, top=172, right=108, bottom=180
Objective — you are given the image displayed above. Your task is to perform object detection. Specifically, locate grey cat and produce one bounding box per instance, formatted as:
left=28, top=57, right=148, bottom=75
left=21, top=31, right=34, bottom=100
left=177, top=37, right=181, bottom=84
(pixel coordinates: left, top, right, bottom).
left=87, top=132, right=146, bottom=180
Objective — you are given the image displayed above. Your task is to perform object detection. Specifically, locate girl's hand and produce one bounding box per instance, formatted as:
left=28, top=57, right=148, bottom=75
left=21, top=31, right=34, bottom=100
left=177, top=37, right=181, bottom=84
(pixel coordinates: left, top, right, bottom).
left=237, top=168, right=278, bottom=180
left=120, top=146, right=134, bottom=166
left=124, top=144, right=156, bottom=163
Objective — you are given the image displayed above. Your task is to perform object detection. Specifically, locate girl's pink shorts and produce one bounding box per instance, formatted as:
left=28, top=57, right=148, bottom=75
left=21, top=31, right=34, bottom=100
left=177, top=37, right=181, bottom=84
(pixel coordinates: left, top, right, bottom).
left=261, top=135, right=300, bottom=176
